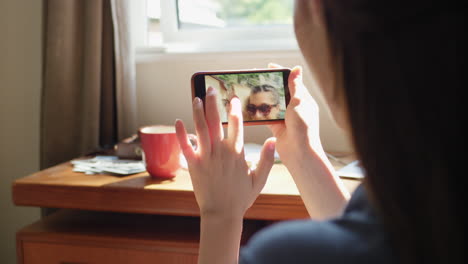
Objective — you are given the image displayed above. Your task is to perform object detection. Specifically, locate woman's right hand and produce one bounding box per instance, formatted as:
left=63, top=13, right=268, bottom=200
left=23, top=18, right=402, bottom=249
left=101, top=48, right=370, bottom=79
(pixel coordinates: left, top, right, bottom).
left=269, top=65, right=325, bottom=166
left=268, top=64, right=350, bottom=219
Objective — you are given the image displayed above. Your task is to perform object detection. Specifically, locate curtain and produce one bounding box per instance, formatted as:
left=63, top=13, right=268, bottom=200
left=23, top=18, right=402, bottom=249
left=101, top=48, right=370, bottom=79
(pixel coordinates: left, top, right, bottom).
left=41, top=0, right=137, bottom=169
left=110, top=0, right=138, bottom=142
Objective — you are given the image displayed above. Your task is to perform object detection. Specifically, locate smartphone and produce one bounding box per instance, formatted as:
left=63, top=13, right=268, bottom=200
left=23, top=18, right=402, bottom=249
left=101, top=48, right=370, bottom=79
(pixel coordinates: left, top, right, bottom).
left=191, top=68, right=291, bottom=126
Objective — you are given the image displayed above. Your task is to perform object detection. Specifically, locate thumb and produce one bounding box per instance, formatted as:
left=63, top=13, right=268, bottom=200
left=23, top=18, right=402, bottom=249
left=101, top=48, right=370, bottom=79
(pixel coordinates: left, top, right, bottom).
left=251, top=137, right=276, bottom=194
left=288, top=65, right=303, bottom=97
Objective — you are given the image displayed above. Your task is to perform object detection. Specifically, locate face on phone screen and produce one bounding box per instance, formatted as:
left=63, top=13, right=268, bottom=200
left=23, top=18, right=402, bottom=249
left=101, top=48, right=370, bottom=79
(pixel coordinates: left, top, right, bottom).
left=201, top=70, right=289, bottom=124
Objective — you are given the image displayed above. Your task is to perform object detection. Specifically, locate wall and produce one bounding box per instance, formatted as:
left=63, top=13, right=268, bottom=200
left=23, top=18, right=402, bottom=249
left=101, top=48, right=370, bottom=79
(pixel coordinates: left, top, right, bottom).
left=0, top=0, right=42, bottom=263
left=136, top=50, right=352, bottom=153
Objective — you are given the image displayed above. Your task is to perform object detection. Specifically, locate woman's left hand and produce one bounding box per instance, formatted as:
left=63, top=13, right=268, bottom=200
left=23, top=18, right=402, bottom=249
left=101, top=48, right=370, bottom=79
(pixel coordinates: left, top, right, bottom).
left=175, top=87, right=276, bottom=218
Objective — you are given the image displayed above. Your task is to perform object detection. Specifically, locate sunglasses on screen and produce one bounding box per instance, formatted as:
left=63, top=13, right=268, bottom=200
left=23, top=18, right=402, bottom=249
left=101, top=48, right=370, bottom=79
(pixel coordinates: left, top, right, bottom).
left=246, top=103, right=278, bottom=116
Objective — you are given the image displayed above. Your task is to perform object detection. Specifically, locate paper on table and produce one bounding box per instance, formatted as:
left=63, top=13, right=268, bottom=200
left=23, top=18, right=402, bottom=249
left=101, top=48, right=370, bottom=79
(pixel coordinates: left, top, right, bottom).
left=71, top=155, right=146, bottom=175
left=244, top=143, right=281, bottom=163
left=179, top=143, right=281, bottom=170
left=336, top=160, right=364, bottom=179
left=179, top=143, right=363, bottom=180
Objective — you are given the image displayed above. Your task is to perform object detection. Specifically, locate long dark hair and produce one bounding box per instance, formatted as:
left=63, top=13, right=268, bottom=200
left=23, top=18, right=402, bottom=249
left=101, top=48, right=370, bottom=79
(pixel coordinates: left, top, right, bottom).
left=322, top=1, right=464, bottom=263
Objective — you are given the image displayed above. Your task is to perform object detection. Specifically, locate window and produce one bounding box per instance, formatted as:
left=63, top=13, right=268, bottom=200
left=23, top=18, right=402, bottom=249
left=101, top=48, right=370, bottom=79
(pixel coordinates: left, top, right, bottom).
left=134, top=0, right=297, bottom=52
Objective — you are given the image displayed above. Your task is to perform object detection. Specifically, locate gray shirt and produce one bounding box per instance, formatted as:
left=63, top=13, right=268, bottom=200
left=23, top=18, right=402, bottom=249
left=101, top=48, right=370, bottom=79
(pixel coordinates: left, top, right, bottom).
left=239, top=185, right=396, bottom=264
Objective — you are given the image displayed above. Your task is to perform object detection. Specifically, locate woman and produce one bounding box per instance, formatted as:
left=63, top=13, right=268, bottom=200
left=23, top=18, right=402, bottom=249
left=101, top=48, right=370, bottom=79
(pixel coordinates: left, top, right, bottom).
left=175, top=0, right=463, bottom=263
left=245, top=84, right=282, bottom=121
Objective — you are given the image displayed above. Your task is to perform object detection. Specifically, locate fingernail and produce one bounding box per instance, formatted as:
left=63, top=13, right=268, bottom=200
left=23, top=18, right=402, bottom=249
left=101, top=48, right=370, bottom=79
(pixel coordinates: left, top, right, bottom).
left=269, top=142, right=276, bottom=151
left=207, top=86, right=216, bottom=95
left=297, top=66, right=303, bottom=74
left=194, top=97, right=202, bottom=107
left=293, top=66, right=303, bottom=81
left=294, top=65, right=303, bottom=73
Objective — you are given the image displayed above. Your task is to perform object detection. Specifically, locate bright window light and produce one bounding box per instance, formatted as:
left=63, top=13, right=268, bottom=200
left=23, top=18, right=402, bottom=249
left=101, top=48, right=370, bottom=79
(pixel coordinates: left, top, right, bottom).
left=178, top=0, right=293, bottom=29
left=139, top=0, right=296, bottom=52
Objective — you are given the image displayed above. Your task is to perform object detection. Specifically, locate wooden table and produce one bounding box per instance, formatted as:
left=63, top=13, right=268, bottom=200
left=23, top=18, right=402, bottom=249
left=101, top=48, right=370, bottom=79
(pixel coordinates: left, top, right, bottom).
left=13, top=156, right=361, bottom=220
left=13, top=155, right=361, bottom=263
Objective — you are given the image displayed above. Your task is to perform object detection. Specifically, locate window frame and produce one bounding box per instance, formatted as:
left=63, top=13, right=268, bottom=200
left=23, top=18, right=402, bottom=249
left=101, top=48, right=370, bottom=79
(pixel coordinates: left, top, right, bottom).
left=135, top=0, right=298, bottom=53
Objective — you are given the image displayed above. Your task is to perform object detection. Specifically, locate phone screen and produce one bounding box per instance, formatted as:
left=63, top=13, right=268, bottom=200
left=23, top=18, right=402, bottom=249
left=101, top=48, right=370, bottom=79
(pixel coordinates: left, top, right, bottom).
left=192, top=69, right=290, bottom=125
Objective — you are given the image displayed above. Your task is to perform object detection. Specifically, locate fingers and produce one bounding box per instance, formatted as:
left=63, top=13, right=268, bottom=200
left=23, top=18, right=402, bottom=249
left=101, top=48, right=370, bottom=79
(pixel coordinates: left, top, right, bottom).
left=288, top=65, right=303, bottom=98
left=268, top=63, right=303, bottom=97
left=205, top=87, right=224, bottom=145
left=269, top=63, right=303, bottom=98
left=252, top=137, right=276, bottom=193
left=268, top=62, right=283, bottom=69
left=175, top=119, right=196, bottom=162
left=227, top=97, right=244, bottom=153
left=192, top=97, right=211, bottom=155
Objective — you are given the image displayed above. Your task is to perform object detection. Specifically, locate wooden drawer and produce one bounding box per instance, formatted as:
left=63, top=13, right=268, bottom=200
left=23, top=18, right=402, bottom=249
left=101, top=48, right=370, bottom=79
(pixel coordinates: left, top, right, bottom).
left=22, top=241, right=197, bottom=264
left=16, top=210, right=202, bottom=264
left=17, top=209, right=264, bottom=264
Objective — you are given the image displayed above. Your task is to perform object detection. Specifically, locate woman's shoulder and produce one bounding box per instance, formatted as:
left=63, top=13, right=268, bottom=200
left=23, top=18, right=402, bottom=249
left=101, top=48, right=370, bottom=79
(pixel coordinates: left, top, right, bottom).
left=239, top=185, right=397, bottom=264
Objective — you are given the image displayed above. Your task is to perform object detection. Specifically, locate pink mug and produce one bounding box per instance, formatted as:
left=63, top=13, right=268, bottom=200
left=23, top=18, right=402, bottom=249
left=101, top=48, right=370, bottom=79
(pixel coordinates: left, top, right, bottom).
left=138, top=125, right=181, bottom=179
